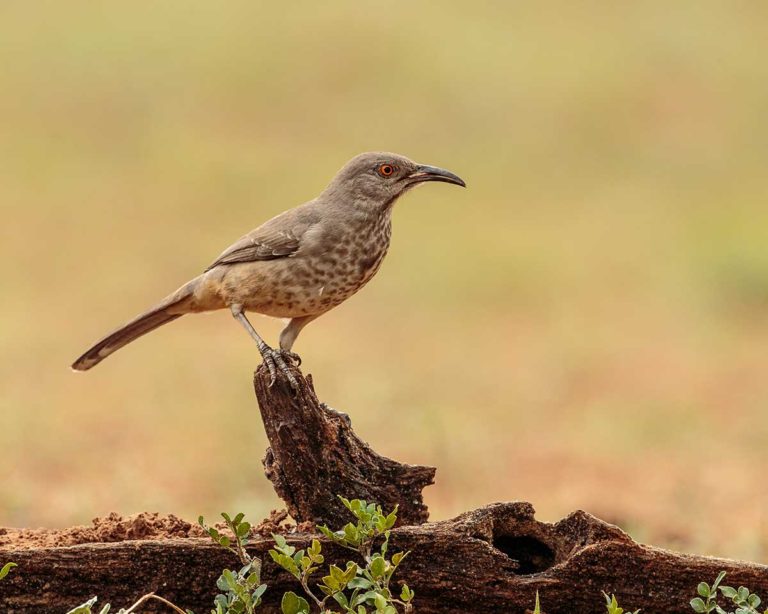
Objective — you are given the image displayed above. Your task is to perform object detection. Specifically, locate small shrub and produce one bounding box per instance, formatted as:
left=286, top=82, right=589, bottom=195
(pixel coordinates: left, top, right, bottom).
left=199, top=512, right=267, bottom=614
left=270, top=497, right=414, bottom=613
left=603, top=592, right=639, bottom=614
left=691, top=571, right=767, bottom=614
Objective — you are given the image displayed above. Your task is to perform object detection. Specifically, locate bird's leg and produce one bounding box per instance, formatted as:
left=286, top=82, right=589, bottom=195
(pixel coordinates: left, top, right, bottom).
left=279, top=315, right=319, bottom=366
left=230, top=306, right=299, bottom=389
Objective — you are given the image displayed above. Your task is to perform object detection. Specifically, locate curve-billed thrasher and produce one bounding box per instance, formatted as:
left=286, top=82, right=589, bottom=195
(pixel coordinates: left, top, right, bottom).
left=72, top=152, right=465, bottom=386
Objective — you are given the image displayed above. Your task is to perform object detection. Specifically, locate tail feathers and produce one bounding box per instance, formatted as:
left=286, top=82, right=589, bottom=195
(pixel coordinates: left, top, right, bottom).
left=71, top=310, right=182, bottom=371
left=71, top=277, right=199, bottom=371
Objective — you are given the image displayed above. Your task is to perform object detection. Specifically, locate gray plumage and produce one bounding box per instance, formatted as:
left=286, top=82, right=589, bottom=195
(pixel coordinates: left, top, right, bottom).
left=72, top=152, right=465, bottom=385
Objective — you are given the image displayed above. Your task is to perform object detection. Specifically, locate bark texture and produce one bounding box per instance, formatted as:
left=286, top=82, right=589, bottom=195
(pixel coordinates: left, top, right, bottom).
left=3, top=502, right=768, bottom=613
left=255, top=363, right=435, bottom=527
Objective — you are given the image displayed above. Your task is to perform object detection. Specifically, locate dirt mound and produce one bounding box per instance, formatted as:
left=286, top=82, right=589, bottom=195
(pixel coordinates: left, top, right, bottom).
left=0, top=509, right=294, bottom=550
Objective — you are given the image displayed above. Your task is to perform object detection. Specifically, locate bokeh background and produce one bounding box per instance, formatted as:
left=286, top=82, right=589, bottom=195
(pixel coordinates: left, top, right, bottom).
left=2, top=2, right=768, bottom=561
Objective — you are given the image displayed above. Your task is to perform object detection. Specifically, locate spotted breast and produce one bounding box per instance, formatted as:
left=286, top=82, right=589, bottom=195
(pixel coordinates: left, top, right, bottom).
left=309, top=212, right=393, bottom=312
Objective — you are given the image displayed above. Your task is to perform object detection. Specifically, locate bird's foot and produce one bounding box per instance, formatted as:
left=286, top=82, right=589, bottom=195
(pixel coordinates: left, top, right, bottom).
left=260, top=346, right=301, bottom=390
left=281, top=349, right=302, bottom=367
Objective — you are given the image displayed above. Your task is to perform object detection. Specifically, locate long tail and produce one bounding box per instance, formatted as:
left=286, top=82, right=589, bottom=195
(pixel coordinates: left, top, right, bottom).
left=71, top=276, right=201, bottom=371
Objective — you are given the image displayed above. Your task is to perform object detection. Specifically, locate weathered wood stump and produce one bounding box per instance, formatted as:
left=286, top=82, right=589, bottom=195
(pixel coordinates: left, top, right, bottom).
left=255, top=363, right=435, bottom=527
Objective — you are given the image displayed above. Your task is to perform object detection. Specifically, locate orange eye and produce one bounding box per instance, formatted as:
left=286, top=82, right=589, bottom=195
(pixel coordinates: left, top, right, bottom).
left=378, top=164, right=395, bottom=177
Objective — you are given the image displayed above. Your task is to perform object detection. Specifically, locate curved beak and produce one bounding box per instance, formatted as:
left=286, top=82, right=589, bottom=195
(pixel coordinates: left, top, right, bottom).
left=408, top=164, right=466, bottom=188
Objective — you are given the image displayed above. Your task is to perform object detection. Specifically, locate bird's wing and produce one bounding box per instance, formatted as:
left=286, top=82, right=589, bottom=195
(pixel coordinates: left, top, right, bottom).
left=204, top=207, right=316, bottom=271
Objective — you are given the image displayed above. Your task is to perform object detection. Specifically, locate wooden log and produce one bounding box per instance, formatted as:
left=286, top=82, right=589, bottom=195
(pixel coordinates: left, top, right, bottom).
left=255, top=363, right=435, bottom=527
left=3, top=502, right=768, bottom=613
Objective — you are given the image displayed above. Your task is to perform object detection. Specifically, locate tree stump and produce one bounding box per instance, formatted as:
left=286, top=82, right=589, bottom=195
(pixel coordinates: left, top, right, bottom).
left=255, top=363, right=435, bottom=527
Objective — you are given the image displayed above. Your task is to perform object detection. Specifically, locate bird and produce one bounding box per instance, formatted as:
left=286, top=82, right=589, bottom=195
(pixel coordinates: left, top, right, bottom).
left=71, top=152, right=466, bottom=387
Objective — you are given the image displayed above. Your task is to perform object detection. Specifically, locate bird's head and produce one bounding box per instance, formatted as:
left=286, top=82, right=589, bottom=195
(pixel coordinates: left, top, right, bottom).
left=324, top=152, right=466, bottom=210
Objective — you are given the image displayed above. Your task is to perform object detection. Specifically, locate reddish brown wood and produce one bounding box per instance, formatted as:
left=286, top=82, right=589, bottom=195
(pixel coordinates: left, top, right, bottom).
left=3, top=503, right=768, bottom=613
left=255, top=363, right=435, bottom=527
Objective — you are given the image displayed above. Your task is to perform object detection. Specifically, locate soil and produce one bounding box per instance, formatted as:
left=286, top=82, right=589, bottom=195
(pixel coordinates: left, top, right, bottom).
left=0, top=509, right=294, bottom=550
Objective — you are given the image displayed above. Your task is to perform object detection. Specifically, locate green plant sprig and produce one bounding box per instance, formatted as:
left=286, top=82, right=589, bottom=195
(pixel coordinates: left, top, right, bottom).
left=602, top=591, right=640, bottom=614
left=270, top=497, right=414, bottom=614
left=691, top=571, right=767, bottom=614
left=200, top=512, right=267, bottom=614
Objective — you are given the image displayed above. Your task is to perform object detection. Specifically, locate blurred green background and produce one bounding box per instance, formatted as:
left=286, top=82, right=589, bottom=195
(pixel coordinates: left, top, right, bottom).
left=2, top=1, right=768, bottom=561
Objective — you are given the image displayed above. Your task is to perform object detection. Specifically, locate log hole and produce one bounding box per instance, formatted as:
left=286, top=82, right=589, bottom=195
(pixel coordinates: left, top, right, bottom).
left=492, top=535, right=556, bottom=574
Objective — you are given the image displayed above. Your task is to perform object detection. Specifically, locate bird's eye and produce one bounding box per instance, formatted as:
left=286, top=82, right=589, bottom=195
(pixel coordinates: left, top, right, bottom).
left=378, top=164, right=396, bottom=177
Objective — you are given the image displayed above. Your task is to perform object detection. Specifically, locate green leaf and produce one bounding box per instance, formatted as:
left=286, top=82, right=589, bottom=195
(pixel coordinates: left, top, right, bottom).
left=333, top=592, right=350, bottom=608
left=272, top=552, right=300, bottom=577
left=720, top=586, right=738, bottom=599
left=384, top=511, right=397, bottom=530
left=370, top=556, right=386, bottom=579
left=0, top=562, right=17, bottom=580
left=344, top=562, right=359, bottom=583
left=330, top=564, right=346, bottom=582
left=322, top=574, right=341, bottom=592
left=359, top=590, right=379, bottom=604
left=690, top=597, right=707, bottom=613
left=344, top=523, right=359, bottom=543
left=712, top=571, right=727, bottom=591
left=738, top=587, right=750, bottom=602
left=400, top=584, right=413, bottom=602
left=253, top=583, right=267, bottom=598
left=66, top=597, right=99, bottom=614
left=216, top=572, right=229, bottom=592
left=214, top=594, right=228, bottom=608
left=697, top=583, right=711, bottom=598
left=281, top=591, right=308, bottom=614
left=222, top=568, right=239, bottom=590
left=273, top=533, right=287, bottom=548
left=350, top=577, right=373, bottom=590
left=602, top=592, right=624, bottom=614
left=374, top=593, right=388, bottom=611
left=292, top=550, right=305, bottom=569
left=236, top=521, right=251, bottom=538
left=309, top=539, right=322, bottom=556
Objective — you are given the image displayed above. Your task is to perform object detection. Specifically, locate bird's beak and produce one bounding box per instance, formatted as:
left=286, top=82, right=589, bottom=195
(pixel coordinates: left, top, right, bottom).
left=408, top=164, right=466, bottom=188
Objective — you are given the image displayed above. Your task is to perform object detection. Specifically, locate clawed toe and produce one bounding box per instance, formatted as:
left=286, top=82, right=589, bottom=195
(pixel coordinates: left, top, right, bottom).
left=262, top=347, right=300, bottom=390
